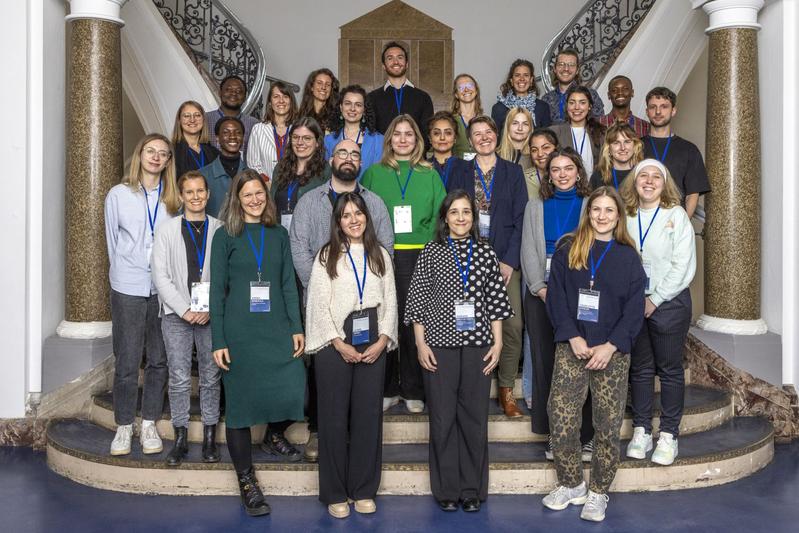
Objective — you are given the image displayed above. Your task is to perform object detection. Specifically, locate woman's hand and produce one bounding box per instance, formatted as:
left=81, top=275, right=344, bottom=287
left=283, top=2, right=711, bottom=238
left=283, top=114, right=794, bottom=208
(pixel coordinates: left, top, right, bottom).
left=194, top=312, right=210, bottom=325
left=537, top=287, right=547, bottom=302
left=585, top=342, right=616, bottom=371
left=482, top=342, right=502, bottom=375
left=644, top=297, right=657, bottom=318
left=182, top=310, right=198, bottom=324
left=361, top=335, right=388, bottom=364
left=213, top=348, right=230, bottom=371
left=499, top=262, right=514, bottom=286
left=333, top=337, right=362, bottom=363
left=292, top=334, right=305, bottom=358
left=417, top=341, right=437, bottom=372
left=569, top=336, right=593, bottom=359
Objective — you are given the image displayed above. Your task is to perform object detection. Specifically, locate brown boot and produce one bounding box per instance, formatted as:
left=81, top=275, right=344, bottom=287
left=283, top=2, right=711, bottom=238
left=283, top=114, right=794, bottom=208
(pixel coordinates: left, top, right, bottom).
left=499, top=386, right=523, bottom=418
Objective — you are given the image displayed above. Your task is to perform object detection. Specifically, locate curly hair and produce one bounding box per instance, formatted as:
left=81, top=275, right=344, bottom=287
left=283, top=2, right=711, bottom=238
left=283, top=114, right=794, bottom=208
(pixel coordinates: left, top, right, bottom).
left=499, top=59, right=538, bottom=97
left=538, top=146, right=592, bottom=200
left=271, top=116, right=327, bottom=190
left=327, top=84, right=377, bottom=135
left=298, top=68, right=340, bottom=132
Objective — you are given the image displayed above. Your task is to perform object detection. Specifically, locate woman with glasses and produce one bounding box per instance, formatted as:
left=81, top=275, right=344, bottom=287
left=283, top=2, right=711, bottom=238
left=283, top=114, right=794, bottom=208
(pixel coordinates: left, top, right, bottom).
left=324, top=85, right=384, bottom=180
left=248, top=81, right=299, bottom=184
left=171, top=100, right=219, bottom=179
left=298, top=68, right=340, bottom=133
left=450, top=74, right=482, bottom=159
left=491, top=59, right=551, bottom=140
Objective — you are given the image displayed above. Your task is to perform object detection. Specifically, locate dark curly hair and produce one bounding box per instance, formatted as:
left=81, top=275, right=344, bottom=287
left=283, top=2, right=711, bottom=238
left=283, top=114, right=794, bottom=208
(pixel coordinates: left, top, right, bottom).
left=327, top=85, right=377, bottom=135
left=271, top=116, right=327, bottom=190
left=499, top=58, right=538, bottom=97
left=538, top=147, right=592, bottom=200
left=298, top=68, right=340, bottom=132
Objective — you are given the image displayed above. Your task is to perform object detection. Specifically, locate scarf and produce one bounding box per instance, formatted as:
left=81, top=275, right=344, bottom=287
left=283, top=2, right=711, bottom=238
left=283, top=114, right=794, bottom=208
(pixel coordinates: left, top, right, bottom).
left=497, top=93, right=538, bottom=124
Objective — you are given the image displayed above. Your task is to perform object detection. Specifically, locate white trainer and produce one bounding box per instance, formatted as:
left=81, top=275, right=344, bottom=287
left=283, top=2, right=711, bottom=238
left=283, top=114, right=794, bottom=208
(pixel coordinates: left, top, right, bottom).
left=651, top=432, right=678, bottom=465
left=110, top=424, right=133, bottom=456
left=580, top=491, right=609, bottom=522
left=405, top=399, right=425, bottom=413
left=140, top=420, right=163, bottom=454
left=542, top=481, right=588, bottom=511
left=626, top=427, right=653, bottom=459
left=382, top=396, right=400, bottom=412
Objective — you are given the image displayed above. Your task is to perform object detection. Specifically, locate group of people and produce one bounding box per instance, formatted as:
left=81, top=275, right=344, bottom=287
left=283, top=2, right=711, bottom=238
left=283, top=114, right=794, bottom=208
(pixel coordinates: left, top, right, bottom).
left=103, top=41, right=706, bottom=522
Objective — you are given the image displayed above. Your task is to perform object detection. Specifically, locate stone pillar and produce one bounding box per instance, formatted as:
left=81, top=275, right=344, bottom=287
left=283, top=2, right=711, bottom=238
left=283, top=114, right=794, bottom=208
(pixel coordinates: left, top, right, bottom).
left=696, top=0, right=768, bottom=335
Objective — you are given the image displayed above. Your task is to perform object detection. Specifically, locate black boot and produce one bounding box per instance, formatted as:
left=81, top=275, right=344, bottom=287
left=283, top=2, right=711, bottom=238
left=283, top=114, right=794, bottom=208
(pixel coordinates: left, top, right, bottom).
left=166, top=426, right=188, bottom=467
left=260, top=428, right=302, bottom=462
left=202, top=424, right=220, bottom=463
left=237, top=467, right=270, bottom=517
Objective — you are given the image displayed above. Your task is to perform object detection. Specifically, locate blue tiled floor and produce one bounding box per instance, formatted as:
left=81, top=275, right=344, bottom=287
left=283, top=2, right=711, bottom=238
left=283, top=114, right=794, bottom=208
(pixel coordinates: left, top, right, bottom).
left=2, top=443, right=797, bottom=533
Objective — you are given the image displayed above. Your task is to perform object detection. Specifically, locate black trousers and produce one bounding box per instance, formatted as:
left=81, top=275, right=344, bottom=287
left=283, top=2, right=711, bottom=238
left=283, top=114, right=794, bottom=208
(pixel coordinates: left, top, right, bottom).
left=315, top=345, right=386, bottom=504
left=524, top=291, right=594, bottom=444
left=630, top=288, right=691, bottom=436
left=384, top=249, right=424, bottom=400
left=423, top=346, right=491, bottom=502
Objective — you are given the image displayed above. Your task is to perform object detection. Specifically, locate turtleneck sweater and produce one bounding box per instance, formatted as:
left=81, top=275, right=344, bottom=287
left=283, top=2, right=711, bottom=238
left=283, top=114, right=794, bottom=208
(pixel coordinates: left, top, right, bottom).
left=543, top=187, right=581, bottom=254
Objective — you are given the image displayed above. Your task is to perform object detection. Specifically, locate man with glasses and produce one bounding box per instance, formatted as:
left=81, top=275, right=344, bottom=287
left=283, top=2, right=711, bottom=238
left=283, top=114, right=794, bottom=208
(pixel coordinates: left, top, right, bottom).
left=288, top=139, right=394, bottom=462
left=542, top=49, right=604, bottom=124
left=205, top=75, right=259, bottom=158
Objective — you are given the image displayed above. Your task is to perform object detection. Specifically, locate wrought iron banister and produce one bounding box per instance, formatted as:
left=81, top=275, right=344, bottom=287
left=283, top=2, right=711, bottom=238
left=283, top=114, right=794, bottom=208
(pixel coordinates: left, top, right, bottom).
left=541, top=0, right=658, bottom=93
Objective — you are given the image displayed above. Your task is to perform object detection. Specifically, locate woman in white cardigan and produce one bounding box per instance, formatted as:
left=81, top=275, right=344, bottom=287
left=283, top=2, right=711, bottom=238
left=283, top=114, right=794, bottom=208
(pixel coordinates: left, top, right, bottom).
left=151, top=170, right=223, bottom=466
left=620, top=159, right=696, bottom=466
left=247, top=81, right=298, bottom=185
left=305, top=191, right=397, bottom=519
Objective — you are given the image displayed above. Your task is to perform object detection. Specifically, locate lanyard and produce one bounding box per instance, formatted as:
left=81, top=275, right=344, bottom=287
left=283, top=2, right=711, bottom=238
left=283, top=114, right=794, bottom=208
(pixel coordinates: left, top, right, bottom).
left=554, top=194, right=580, bottom=238
left=188, top=147, right=205, bottom=170
left=143, top=180, right=162, bottom=237
left=344, top=128, right=362, bottom=145
left=436, top=157, right=455, bottom=187
left=346, top=248, right=368, bottom=306
left=245, top=225, right=266, bottom=281
left=286, top=180, right=299, bottom=209
left=571, top=127, right=587, bottom=157
left=589, top=239, right=613, bottom=289
left=612, top=168, right=619, bottom=190
left=393, top=86, right=404, bottom=114
left=535, top=168, right=542, bottom=184
left=475, top=161, right=495, bottom=204
left=558, top=90, right=567, bottom=120
left=184, top=217, right=208, bottom=276
left=394, top=166, right=413, bottom=201
left=637, top=206, right=660, bottom=253
left=649, top=135, right=673, bottom=162
left=273, top=125, right=289, bottom=160
left=460, top=114, right=469, bottom=130
left=447, top=236, right=473, bottom=294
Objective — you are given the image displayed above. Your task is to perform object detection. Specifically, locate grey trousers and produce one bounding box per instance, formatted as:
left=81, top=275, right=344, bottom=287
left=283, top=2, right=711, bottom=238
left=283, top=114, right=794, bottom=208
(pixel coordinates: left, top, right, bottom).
left=111, top=289, right=168, bottom=425
left=161, top=313, right=221, bottom=428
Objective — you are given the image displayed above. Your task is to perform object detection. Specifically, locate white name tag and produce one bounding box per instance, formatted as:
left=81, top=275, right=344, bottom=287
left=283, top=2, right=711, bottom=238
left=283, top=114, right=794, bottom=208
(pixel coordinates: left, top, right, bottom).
left=577, top=288, right=600, bottom=323
left=545, top=255, right=552, bottom=282
left=642, top=260, right=652, bottom=292
left=455, top=299, right=476, bottom=331
left=394, top=205, right=413, bottom=234
left=250, top=281, right=271, bottom=313
left=281, top=213, right=293, bottom=231
left=352, top=313, right=370, bottom=346
left=479, top=211, right=490, bottom=239
left=190, top=282, right=210, bottom=312
left=463, top=152, right=477, bottom=161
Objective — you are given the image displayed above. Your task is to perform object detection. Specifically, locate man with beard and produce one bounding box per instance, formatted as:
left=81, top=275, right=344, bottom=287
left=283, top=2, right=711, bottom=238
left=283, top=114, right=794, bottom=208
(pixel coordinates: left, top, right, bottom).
left=289, top=139, right=394, bottom=462
left=642, top=87, right=710, bottom=218
left=542, top=49, right=604, bottom=124
left=205, top=75, right=259, bottom=158
left=367, top=42, right=434, bottom=144
left=598, top=75, right=650, bottom=137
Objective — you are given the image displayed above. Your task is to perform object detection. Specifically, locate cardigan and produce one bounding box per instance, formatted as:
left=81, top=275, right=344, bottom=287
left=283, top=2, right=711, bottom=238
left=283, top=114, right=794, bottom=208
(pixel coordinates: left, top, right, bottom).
left=304, top=244, right=398, bottom=354
left=151, top=215, right=223, bottom=317
left=324, top=130, right=385, bottom=181
left=446, top=156, right=528, bottom=269
left=199, top=156, right=248, bottom=218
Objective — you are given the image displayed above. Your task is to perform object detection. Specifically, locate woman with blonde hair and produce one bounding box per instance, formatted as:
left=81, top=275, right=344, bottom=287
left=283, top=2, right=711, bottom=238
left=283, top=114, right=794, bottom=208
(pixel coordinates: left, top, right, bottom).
left=590, top=122, right=644, bottom=191
left=450, top=73, right=483, bottom=158
left=362, top=114, right=447, bottom=414
left=497, top=107, right=534, bottom=171
left=171, top=100, right=219, bottom=179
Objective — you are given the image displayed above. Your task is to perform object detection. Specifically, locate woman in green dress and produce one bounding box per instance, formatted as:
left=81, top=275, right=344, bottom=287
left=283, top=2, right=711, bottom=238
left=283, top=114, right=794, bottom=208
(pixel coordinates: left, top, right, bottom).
left=211, top=169, right=306, bottom=517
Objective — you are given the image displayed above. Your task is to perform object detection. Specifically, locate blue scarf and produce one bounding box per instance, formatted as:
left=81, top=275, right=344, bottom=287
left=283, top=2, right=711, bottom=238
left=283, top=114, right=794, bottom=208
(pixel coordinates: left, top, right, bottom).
left=497, top=93, right=538, bottom=123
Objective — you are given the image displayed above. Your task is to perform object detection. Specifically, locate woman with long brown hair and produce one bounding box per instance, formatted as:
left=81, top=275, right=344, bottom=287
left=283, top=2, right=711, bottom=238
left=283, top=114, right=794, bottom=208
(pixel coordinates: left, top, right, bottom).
left=248, top=81, right=299, bottom=182
left=551, top=85, right=606, bottom=174
left=450, top=73, right=483, bottom=158
left=298, top=68, right=340, bottom=132
left=491, top=59, right=552, bottom=138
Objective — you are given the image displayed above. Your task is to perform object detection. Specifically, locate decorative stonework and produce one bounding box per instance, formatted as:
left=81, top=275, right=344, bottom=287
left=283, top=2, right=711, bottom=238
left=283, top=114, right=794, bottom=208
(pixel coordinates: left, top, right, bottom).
left=0, top=419, right=48, bottom=450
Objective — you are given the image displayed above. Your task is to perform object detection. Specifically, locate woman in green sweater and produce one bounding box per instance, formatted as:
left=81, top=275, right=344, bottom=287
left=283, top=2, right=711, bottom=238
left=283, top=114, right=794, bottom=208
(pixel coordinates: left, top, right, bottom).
left=361, top=114, right=447, bottom=414
left=211, top=169, right=306, bottom=517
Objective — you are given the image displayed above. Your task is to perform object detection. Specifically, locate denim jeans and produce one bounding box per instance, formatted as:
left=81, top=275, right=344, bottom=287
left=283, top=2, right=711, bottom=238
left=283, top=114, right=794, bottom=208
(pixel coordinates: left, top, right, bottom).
left=161, top=313, right=221, bottom=427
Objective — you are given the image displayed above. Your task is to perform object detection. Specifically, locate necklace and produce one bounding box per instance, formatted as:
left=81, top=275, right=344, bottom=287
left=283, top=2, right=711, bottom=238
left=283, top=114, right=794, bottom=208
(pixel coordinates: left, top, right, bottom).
left=187, top=219, right=205, bottom=233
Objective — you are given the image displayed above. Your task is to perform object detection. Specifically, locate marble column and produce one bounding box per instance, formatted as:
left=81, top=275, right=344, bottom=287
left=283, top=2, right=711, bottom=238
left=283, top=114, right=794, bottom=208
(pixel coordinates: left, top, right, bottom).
left=695, top=0, right=768, bottom=335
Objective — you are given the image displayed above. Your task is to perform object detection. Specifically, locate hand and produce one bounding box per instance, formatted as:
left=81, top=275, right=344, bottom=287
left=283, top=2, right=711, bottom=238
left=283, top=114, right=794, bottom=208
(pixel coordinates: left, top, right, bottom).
left=333, top=338, right=362, bottom=363
left=482, top=342, right=502, bottom=375
left=569, top=336, right=593, bottom=359
left=417, top=341, right=438, bottom=372
left=292, top=334, right=305, bottom=358
left=537, top=287, right=547, bottom=302
left=585, top=342, right=616, bottom=371
left=194, top=312, right=210, bottom=325
left=644, top=297, right=657, bottom=318
left=213, top=348, right=230, bottom=371
left=499, top=262, right=514, bottom=286
left=361, top=335, right=388, bottom=364
left=182, top=310, right=198, bottom=324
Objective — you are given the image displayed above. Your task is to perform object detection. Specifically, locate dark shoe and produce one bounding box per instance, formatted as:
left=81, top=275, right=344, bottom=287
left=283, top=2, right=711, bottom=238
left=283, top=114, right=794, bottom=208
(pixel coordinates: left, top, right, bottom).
left=237, top=468, right=271, bottom=517
left=461, top=497, right=481, bottom=512
left=261, top=428, right=302, bottom=462
left=499, top=387, right=523, bottom=418
left=165, top=426, right=188, bottom=467
left=303, top=432, right=319, bottom=463
left=202, top=424, right=220, bottom=463
left=438, top=499, right=458, bottom=512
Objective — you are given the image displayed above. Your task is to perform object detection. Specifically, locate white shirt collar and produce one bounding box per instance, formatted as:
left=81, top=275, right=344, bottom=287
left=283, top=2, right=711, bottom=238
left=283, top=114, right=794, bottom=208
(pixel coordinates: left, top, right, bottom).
left=383, top=79, right=414, bottom=91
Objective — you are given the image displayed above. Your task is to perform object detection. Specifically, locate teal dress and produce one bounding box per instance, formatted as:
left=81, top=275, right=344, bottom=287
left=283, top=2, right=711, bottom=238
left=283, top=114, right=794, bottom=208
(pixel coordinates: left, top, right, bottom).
left=210, top=222, right=305, bottom=428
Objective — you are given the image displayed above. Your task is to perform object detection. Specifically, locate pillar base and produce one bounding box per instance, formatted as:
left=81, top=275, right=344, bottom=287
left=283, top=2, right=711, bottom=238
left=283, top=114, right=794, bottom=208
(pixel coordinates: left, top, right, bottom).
left=42, top=334, right=113, bottom=394
left=696, top=314, right=768, bottom=335
left=57, top=320, right=112, bottom=339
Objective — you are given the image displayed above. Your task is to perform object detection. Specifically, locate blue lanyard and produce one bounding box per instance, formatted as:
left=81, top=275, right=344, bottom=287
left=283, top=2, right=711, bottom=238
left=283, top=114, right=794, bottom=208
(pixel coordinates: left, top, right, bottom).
left=637, top=207, right=660, bottom=253
left=612, top=168, right=619, bottom=190
left=649, top=135, right=673, bottom=162
left=143, top=180, right=162, bottom=237
left=558, top=90, right=567, bottom=120
left=571, top=127, right=587, bottom=157
left=329, top=187, right=338, bottom=203
left=447, top=236, right=473, bottom=293
left=475, top=161, right=495, bottom=203
left=554, top=194, right=580, bottom=238
left=184, top=217, right=209, bottom=276
left=286, top=181, right=299, bottom=209
left=346, top=248, right=368, bottom=306
left=436, top=157, right=455, bottom=187
left=535, top=168, right=542, bottom=184
left=273, top=125, right=290, bottom=159
left=393, top=86, right=404, bottom=114
left=394, top=166, right=413, bottom=201
left=460, top=115, right=469, bottom=130
left=589, top=239, right=614, bottom=289
left=344, top=128, right=362, bottom=144
left=188, top=146, right=205, bottom=170
left=245, top=225, right=266, bottom=280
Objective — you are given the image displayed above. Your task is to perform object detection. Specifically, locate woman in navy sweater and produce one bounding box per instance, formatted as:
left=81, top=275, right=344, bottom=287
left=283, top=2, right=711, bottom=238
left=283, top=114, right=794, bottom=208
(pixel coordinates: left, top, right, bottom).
left=542, top=186, right=645, bottom=523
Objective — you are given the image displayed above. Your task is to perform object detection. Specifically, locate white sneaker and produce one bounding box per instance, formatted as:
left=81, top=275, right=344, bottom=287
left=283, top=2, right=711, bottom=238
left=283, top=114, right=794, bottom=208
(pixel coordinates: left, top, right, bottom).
left=542, top=481, right=588, bottom=510
left=651, top=432, right=678, bottom=465
left=580, top=491, right=609, bottom=522
left=382, top=396, right=400, bottom=412
left=405, top=399, right=425, bottom=413
left=110, top=424, right=133, bottom=456
left=140, top=420, right=163, bottom=454
left=626, top=427, right=653, bottom=459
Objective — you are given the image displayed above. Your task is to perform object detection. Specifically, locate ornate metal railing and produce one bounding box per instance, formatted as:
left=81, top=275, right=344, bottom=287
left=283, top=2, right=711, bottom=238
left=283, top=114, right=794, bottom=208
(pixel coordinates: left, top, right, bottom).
left=541, top=0, right=658, bottom=92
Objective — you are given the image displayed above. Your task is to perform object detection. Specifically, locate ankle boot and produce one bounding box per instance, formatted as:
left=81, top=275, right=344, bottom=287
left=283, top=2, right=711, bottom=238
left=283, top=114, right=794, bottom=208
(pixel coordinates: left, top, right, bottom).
left=261, top=428, right=302, bottom=462
left=499, top=386, right=523, bottom=418
left=166, top=426, right=188, bottom=467
left=202, top=424, right=220, bottom=463
left=237, top=467, right=271, bottom=517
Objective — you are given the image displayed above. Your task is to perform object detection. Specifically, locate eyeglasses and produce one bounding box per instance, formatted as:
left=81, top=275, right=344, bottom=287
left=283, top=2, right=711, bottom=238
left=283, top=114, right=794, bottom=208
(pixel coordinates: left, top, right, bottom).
left=334, top=149, right=361, bottom=161
left=240, top=191, right=266, bottom=201
left=181, top=113, right=203, bottom=121
left=291, top=135, right=315, bottom=144
left=143, top=147, right=171, bottom=159
left=556, top=62, right=578, bottom=69
left=457, top=82, right=476, bottom=91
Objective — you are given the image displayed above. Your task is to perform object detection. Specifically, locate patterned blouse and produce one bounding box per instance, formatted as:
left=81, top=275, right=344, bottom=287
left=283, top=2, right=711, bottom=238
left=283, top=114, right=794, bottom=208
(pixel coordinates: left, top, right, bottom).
left=404, top=237, right=513, bottom=347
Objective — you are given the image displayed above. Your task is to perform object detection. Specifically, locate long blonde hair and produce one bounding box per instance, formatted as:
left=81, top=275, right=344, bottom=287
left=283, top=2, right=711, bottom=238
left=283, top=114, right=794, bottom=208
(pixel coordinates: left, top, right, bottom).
left=597, top=123, right=643, bottom=186
left=566, top=186, right=636, bottom=270
left=379, top=114, right=431, bottom=171
left=498, top=107, right=533, bottom=160
left=171, top=101, right=209, bottom=145
left=620, top=161, right=683, bottom=216
left=124, top=133, right=181, bottom=215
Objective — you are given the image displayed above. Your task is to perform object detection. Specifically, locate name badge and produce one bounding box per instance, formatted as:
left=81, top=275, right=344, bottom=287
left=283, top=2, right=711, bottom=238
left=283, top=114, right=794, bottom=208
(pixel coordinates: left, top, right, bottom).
left=146, top=241, right=154, bottom=271
left=545, top=254, right=552, bottom=282
left=642, top=260, right=652, bottom=292
left=455, top=299, right=476, bottom=331
left=249, top=281, right=271, bottom=313
left=479, top=210, right=491, bottom=239
left=577, top=288, right=600, bottom=323
left=463, top=152, right=477, bottom=161
left=394, top=205, right=413, bottom=234
left=190, top=282, right=210, bottom=312
left=280, top=213, right=293, bottom=231
left=352, top=311, right=370, bottom=346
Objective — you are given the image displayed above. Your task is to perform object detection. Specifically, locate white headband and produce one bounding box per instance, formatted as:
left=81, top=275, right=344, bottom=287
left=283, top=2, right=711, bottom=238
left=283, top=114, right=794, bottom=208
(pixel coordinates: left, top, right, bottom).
left=633, top=159, right=669, bottom=181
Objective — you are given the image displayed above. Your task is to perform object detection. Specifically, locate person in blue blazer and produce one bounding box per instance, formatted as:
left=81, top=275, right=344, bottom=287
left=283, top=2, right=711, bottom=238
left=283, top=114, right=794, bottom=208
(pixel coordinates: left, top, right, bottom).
left=324, top=85, right=384, bottom=180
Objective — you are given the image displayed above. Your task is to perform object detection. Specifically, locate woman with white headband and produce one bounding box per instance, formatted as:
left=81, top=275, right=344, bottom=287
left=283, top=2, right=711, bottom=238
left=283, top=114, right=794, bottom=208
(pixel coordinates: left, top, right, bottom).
left=620, top=158, right=696, bottom=466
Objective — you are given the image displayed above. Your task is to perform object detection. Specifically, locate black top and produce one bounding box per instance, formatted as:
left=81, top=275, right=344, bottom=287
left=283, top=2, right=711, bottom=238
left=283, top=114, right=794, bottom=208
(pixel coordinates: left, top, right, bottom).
left=545, top=238, right=645, bottom=354
left=404, top=238, right=513, bottom=348
left=642, top=135, right=711, bottom=197
left=490, top=99, right=552, bottom=142
left=589, top=167, right=632, bottom=191
left=219, top=153, right=242, bottom=179
left=367, top=83, right=434, bottom=144
left=181, top=218, right=207, bottom=292
left=174, top=141, right=219, bottom=179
